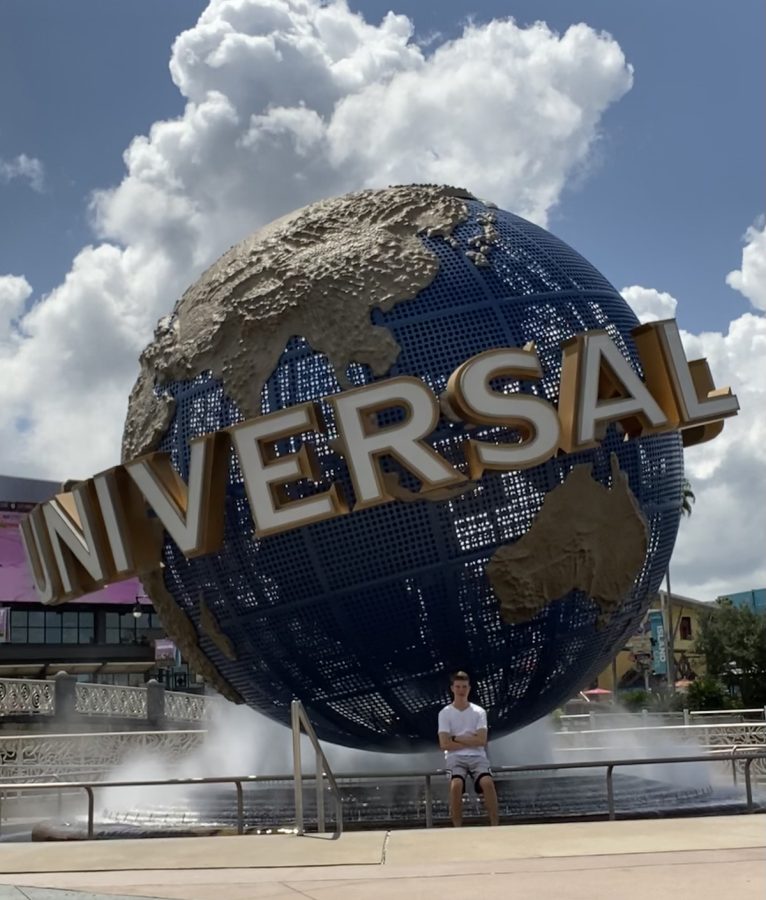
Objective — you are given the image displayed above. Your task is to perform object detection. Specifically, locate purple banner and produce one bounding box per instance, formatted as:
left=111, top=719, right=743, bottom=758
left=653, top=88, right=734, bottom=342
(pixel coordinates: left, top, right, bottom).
left=0, top=510, right=144, bottom=605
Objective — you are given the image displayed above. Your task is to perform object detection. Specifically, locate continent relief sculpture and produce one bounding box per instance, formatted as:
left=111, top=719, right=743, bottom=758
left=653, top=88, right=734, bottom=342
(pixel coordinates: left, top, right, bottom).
left=486, top=455, right=649, bottom=628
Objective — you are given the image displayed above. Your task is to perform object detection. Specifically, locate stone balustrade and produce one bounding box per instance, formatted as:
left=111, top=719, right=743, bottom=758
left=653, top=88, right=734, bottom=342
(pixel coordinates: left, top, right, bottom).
left=0, top=675, right=210, bottom=729
left=0, top=728, right=206, bottom=782
left=0, top=678, right=55, bottom=717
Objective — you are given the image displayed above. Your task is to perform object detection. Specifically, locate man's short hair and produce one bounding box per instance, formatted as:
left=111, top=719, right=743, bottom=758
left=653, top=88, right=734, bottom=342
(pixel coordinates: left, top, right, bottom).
left=450, top=670, right=470, bottom=685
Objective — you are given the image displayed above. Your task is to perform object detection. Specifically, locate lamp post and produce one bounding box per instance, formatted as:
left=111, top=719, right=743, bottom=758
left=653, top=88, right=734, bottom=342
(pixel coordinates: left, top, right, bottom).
left=662, top=577, right=675, bottom=692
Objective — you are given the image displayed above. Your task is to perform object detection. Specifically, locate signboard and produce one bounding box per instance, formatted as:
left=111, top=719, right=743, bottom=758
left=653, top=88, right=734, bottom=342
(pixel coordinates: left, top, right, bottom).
left=625, top=615, right=652, bottom=657
left=648, top=609, right=667, bottom=675
left=18, top=319, right=740, bottom=608
left=154, top=638, right=178, bottom=664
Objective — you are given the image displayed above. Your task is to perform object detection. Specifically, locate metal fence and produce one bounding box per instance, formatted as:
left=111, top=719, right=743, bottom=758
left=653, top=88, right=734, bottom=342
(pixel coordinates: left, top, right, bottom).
left=2, top=748, right=764, bottom=840
left=559, top=707, right=766, bottom=730
left=554, top=722, right=766, bottom=778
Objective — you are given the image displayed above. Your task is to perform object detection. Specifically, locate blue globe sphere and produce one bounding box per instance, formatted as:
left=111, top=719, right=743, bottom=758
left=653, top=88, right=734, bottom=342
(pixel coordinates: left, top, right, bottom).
left=134, top=187, right=684, bottom=750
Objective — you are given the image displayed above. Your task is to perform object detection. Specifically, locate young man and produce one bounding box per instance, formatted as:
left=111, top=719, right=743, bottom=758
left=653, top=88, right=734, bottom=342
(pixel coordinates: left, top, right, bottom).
left=437, top=670, right=500, bottom=826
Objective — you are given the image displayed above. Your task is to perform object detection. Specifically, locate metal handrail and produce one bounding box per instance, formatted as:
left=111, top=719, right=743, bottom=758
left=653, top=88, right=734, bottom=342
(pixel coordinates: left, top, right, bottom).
left=1, top=748, right=763, bottom=837
left=0, top=773, right=309, bottom=838
left=0, top=727, right=206, bottom=742
left=560, top=722, right=766, bottom=734
left=75, top=682, right=148, bottom=695
left=291, top=699, right=343, bottom=838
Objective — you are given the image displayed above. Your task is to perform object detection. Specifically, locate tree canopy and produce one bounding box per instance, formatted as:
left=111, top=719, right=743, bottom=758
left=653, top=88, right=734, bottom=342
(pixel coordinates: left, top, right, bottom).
left=695, top=599, right=766, bottom=707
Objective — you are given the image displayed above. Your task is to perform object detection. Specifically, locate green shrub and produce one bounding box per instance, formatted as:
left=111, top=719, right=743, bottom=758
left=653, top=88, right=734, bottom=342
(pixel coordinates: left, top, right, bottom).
left=685, top=675, right=731, bottom=710
left=620, top=689, right=649, bottom=711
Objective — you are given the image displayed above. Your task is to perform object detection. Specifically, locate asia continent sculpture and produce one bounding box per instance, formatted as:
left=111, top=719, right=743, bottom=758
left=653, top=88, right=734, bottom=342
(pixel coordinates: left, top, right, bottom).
left=122, top=184, right=686, bottom=750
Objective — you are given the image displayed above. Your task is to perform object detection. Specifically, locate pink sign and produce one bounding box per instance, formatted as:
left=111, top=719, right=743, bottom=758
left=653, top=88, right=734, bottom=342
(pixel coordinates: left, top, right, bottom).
left=0, top=509, right=144, bottom=605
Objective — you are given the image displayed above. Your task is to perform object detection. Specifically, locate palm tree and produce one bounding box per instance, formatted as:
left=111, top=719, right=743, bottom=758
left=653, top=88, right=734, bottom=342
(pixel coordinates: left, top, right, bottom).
left=664, top=479, right=695, bottom=689
left=681, top=480, right=695, bottom=517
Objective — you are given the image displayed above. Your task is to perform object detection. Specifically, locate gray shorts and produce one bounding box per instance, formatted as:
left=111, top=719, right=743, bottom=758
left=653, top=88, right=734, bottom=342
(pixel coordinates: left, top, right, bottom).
left=446, top=757, right=493, bottom=793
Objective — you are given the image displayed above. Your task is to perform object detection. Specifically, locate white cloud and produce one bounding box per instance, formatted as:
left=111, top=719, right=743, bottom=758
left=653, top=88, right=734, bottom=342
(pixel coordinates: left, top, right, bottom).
left=0, top=0, right=634, bottom=480
left=622, top=285, right=766, bottom=601
left=621, top=285, right=677, bottom=322
left=726, top=218, right=766, bottom=311
left=0, top=154, right=44, bottom=191
left=0, top=274, right=33, bottom=335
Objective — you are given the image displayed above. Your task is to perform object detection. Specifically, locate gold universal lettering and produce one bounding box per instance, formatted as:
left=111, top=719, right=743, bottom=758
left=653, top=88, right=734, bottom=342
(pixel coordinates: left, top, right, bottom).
left=19, top=321, right=741, bottom=607
left=228, top=402, right=347, bottom=537
left=42, top=480, right=113, bottom=598
left=93, top=465, right=160, bottom=576
left=124, top=431, right=229, bottom=557
left=632, top=319, right=739, bottom=445
left=446, top=347, right=560, bottom=478
left=329, top=376, right=466, bottom=510
left=558, top=331, right=669, bottom=453
left=19, top=506, right=63, bottom=605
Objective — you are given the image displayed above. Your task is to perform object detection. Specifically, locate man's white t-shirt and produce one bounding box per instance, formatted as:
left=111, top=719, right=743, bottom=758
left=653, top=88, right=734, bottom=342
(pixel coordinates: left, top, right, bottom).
left=437, top=702, right=489, bottom=767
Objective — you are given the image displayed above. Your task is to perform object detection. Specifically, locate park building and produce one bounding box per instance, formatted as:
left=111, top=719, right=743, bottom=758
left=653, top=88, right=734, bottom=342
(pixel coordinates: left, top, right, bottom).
left=596, top=591, right=711, bottom=694
left=596, top=586, right=766, bottom=696
left=719, top=588, right=766, bottom=613
left=0, top=473, right=196, bottom=692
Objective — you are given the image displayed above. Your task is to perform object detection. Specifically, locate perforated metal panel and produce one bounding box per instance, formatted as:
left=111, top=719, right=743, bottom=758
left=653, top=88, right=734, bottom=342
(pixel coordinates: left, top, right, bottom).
left=154, top=200, right=685, bottom=750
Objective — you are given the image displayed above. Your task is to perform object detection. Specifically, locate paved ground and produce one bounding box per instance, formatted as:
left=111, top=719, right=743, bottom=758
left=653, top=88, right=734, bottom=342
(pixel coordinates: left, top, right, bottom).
left=0, top=815, right=763, bottom=899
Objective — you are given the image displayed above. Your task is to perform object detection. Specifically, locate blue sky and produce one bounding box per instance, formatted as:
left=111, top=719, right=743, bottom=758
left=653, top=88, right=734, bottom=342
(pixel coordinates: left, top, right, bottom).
left=1, top=0, right=762, bottom=332
left=0, top=0, right=763, bottom=600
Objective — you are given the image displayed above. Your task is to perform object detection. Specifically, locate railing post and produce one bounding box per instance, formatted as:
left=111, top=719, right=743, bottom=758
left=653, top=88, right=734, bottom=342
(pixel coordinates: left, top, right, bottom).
left=85, top=786, right=94, bottom=839
left=53, top=671, right=77, bottom=729
left=290, top=699, right=343, bottom=837
left=146, top=679, right=166, bottom=730
left=744, top=757, right=754, bottom=811
left=606, top=764, right=615, bottom=820
left=683, top=708, right=690, bottom=726
left=235, top=780, right=244, bottom=835
left=291, top=700, right=304, bottom=835
left=425, top=775, right=433, bottom=828
left=316, top=749, right=327, bottom=834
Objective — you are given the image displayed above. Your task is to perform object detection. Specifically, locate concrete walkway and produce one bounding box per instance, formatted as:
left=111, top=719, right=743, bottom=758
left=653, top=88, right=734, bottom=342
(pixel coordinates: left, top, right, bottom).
left=0, top=815, right=763, bottom=899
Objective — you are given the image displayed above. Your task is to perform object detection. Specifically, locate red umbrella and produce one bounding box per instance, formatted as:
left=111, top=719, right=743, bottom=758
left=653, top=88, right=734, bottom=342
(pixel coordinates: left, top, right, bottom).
left=583, top=687, right=612, bottom=695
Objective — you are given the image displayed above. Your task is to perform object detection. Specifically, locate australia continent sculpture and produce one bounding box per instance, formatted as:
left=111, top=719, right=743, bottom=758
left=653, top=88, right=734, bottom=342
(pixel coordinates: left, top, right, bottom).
left=27, top=185, right=739, bottom=750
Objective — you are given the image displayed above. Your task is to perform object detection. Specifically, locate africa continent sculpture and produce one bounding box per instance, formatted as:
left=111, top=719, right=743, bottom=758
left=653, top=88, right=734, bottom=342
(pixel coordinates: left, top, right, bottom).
left=122, top=185, right=686, bottom=750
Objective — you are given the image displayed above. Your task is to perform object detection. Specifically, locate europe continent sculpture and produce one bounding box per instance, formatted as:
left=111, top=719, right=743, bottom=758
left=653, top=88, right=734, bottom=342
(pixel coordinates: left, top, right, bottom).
left=115, top=185, right=731, bottom=750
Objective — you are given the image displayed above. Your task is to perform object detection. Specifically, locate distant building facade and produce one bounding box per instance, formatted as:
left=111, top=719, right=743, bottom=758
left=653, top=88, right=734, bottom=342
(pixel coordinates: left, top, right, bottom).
left=0, top=474, right=194, bottom=690
left=597, top=592, right=710, bottom=692
left=718, top=588, right=766, bottom=614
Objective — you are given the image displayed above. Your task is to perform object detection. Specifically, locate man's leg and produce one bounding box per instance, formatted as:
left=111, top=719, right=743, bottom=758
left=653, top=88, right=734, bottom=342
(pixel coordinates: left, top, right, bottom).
left=477, top=774, right=500, bottom=826
left=449, top=777, right=464, bottom=827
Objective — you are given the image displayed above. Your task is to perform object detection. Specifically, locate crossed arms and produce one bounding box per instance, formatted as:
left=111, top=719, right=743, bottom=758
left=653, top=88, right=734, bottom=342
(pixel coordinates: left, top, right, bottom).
left=438, top=729, right=488, bottom=751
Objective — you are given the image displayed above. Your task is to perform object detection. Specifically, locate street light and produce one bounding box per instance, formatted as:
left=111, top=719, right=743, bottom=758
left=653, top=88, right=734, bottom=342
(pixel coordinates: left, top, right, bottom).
left=132, top=596, right=146, bottom=619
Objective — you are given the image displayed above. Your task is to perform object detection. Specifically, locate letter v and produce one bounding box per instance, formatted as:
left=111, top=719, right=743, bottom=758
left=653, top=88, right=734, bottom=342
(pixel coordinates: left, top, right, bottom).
left=125, top=431, right=229, bottom=557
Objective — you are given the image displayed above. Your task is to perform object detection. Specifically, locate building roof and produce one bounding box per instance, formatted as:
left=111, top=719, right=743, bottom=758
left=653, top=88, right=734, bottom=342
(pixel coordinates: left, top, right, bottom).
left=0, top=473, right=60, bottom=505
left=656, top=590, right=713, bottom=612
